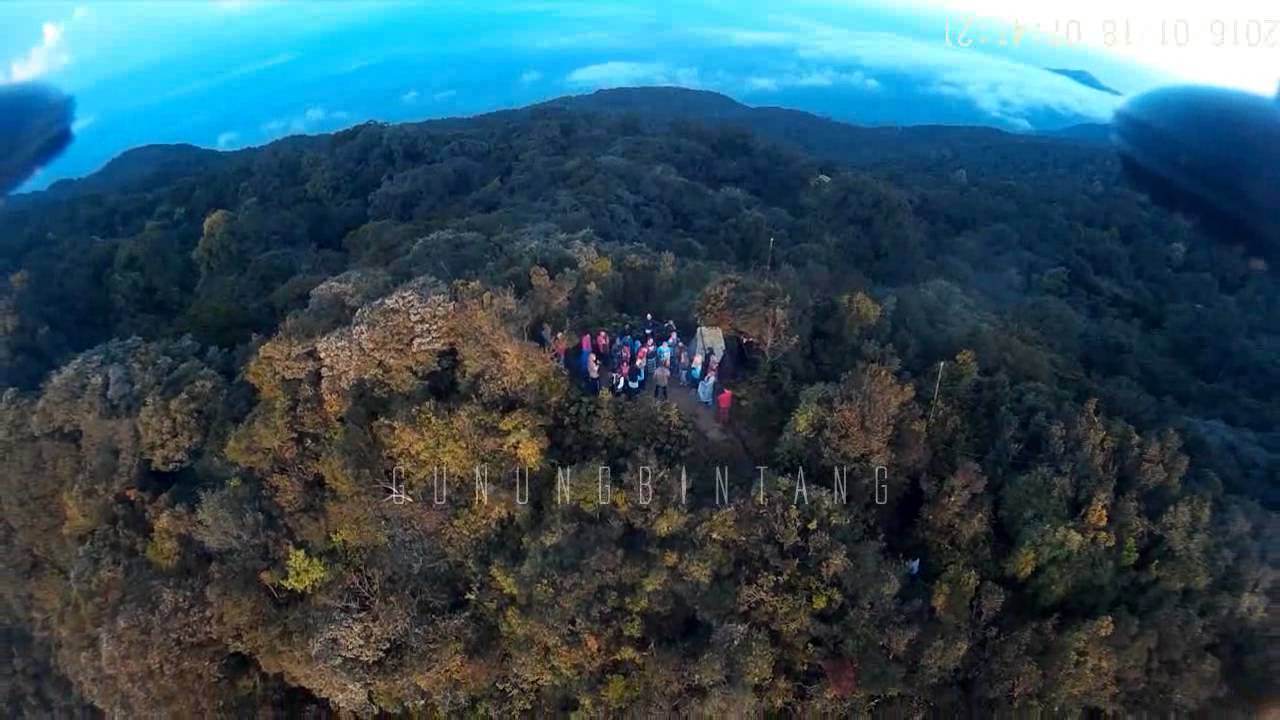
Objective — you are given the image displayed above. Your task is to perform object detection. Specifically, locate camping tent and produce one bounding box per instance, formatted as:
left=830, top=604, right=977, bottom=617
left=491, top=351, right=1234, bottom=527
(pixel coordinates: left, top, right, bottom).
left=690, top=326, right=725, bottom=363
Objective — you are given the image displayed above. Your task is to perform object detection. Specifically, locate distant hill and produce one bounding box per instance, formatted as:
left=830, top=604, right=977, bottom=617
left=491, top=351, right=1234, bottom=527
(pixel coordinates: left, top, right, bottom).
left=538, top=87, right=1091, bottom=171
left=1047, top=122, right=1113, bottom=145
left=5, top=143, right=229, bottom=209
left=5, top=135, right=338, bottom=208
left=1047, top=68, right=1123, bottom=96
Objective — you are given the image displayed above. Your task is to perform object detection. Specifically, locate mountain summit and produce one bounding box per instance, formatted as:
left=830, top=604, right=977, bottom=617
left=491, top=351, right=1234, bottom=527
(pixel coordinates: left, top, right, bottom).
left=1047, top=68, right=1123, bottom=96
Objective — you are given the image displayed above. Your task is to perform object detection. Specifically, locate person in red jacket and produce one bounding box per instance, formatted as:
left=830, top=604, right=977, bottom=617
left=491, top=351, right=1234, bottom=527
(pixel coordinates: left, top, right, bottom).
left=716, top=386, right=733, bottom=425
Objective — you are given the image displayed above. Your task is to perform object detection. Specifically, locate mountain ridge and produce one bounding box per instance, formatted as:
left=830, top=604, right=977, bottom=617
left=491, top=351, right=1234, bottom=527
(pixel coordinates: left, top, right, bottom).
left=13, top=86, right=1109, bottom=206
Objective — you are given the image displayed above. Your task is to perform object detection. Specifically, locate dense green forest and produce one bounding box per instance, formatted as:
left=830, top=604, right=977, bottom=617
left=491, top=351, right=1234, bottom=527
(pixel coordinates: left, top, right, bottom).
left=1, top=88, right=1275, bottom=716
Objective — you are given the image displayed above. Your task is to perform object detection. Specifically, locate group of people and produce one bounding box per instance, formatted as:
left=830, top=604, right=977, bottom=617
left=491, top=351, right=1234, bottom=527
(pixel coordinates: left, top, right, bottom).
left=541, top=314, right=733, bottom=423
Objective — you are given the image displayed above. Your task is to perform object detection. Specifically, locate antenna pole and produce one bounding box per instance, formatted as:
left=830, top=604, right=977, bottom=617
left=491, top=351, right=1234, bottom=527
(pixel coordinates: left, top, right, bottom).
left=927, top=360, right=946, bottom=427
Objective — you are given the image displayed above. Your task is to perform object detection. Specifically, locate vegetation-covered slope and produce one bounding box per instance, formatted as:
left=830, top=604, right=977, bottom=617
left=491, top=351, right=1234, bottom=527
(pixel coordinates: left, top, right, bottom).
left=0, top=89, right=1274, bottom=716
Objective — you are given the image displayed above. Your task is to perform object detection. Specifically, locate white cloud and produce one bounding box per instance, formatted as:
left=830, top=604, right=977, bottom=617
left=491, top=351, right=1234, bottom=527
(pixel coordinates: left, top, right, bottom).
left=403, top=89, right=457, bottom=103
left=792, top=72, right=833, bottom=88
left=4, top=2, right=96, bottom=83
left=262, top=107, right=353, bottom=137
left=216, top=131, right=240, bottom=149
left=519, top=69, right=543, bottom=84
left=8, top=21, right=71, bottom=83
left=71, top=115, right=96, bottom=133
left=213, top=0, right=262, bottom=11
left=746, top=76, right=780, bottom=92
left=932, top=62, right=1120, bottom=125
left=926, top=69, right=1114, bottom=128
left=702, top=21, right=1120, bottom=125
left=742, top=68, right=882, bottom=95
left=777, top=19, right=1123, bottom=121
left=566, top=61, right=701, bottom=89
left=795, top=68, right=880, bottom=89
left=500, top=2, right=658, bottom=22
left=526, top=31, right=627, bottom=50
left=567, top=61, right=661, bottom=86
left=697, top=28, right=797, bottom=47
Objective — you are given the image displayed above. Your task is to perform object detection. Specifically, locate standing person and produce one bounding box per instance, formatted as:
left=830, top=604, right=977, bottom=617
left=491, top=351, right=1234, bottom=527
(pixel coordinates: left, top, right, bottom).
left=716, top=385, right=733, bottom=424
left=587, top=353, right=600, bottom=394
left=677, top=344, right=691, bottom=386
left=716, top=342, right=732, bottom=383
left=653, top=360, right=671, bottom=400
left=657, top=338, right=672, bottom=367
left=698, top=371, right=717, bottom=406
left=538, top=322, right=552, bottom=350
left=626, top=359, right=643, bottom=399
left=612, top=367, right=627, bottom=396
left=689, top=353, right=703, bottom=389
left=645, top=339, right=658, bottom=375
left=595, top=330, right=609, bottom=358
left=645, top=313, right=656, bottom=338
left=579, top=333, right=592, bottom=375
left=552, top=332, right=567, bottom=367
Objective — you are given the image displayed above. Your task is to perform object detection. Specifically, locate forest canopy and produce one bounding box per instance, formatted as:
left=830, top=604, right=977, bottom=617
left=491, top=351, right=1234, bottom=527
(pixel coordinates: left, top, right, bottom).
left=0, top=88, right=1275, bottom=716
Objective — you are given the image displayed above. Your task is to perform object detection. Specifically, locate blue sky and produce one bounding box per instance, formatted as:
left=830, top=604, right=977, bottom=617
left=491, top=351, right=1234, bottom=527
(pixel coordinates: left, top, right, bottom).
left=2, top=0, right=1275, bottom=190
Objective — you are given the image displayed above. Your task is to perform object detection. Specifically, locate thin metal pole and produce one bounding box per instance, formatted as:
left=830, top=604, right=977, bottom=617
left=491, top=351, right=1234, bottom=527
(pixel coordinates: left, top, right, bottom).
left=927, top=360, right=945, bottom=427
